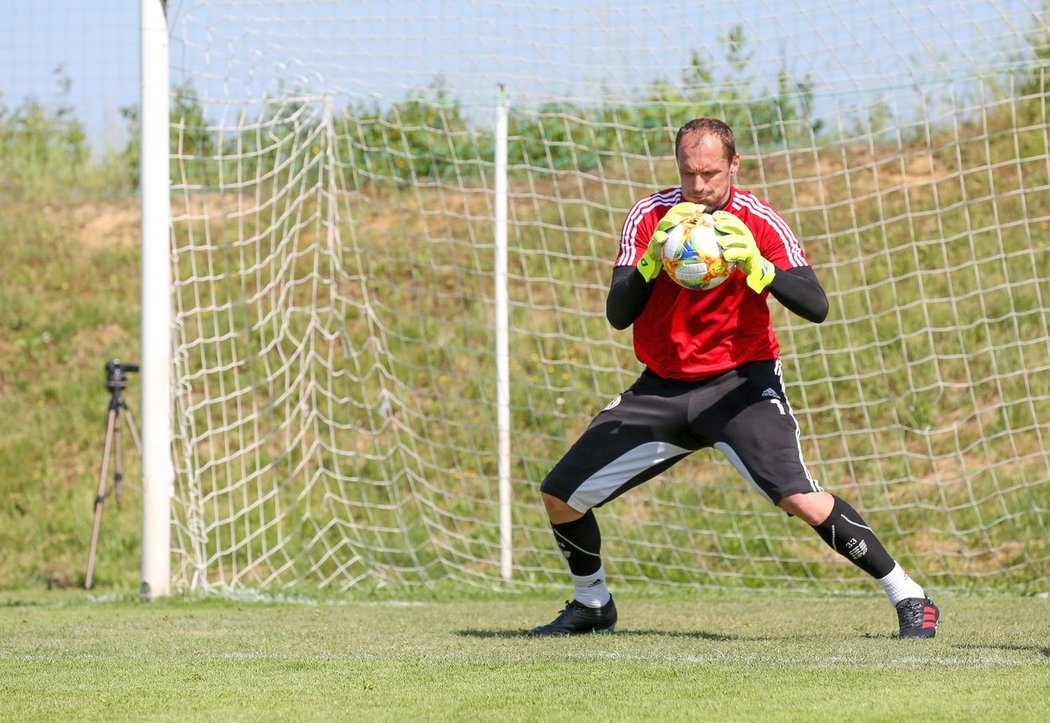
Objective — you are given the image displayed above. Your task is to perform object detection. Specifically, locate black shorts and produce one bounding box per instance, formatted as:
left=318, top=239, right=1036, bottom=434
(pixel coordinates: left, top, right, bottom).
left=540, top=359, right=822, bottom=511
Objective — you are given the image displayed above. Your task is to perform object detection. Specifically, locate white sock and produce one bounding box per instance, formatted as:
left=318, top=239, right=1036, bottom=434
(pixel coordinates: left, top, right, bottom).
left=572, top=565, right=611, bottom=608
left=878, top=563, right=925, bottom=605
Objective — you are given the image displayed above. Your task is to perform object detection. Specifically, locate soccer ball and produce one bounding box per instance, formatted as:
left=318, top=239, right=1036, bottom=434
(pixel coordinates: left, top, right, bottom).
left=661, top=212, right=732, bottom=290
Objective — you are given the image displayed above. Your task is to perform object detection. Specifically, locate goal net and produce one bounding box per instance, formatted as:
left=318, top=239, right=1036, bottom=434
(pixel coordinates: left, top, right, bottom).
left=166, top=0, right=1050, bottom=593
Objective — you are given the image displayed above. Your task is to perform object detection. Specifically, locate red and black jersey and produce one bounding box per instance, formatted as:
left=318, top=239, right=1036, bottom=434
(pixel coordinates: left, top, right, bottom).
left=615, top=185, right=810, bottom=381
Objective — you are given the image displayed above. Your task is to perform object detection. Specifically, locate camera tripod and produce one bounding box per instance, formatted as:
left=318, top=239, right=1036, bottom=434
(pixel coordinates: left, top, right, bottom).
left=84, top=359, right=142, bottom=590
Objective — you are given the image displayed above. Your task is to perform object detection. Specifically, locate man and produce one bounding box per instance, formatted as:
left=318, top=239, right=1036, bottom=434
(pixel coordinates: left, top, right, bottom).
left=528, top=117, right=939, bottom=639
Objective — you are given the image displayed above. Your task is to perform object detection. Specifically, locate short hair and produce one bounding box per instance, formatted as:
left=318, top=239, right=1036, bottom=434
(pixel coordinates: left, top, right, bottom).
left=675, top=118, right=736, bottom=162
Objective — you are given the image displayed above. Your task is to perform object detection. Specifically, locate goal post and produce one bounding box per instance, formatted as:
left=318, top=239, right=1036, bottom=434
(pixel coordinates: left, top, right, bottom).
left=154, top=1, right=1050, bottom=595
left=494, top=86, right=513, bottom=585
left=139, top=0, right=172, bottom=600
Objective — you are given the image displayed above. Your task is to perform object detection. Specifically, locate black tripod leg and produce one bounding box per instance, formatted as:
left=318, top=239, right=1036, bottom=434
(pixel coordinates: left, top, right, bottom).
left=85, top=408, right=118, bottom=590
left=114, top=419, right=124, bottom=508
left=118, top=404, right=142, bottom=509
left=122, top=405, right=142, bottom=456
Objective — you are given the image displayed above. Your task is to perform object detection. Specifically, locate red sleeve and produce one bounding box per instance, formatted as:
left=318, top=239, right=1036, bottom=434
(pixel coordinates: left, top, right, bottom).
left=615, top=188, right=682, bottom=267
left=755, top=217, right=809, bottom=270
left=729, top=190, right=810, bottom=270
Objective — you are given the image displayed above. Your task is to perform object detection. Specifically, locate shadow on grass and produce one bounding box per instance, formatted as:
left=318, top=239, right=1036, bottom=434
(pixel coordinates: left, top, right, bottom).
left=456, top=628, right=737, bottom=640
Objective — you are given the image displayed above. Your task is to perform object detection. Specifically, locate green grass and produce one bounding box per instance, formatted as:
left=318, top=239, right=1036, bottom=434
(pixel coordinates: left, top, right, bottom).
left=1, top=590, right=1048, bottom=721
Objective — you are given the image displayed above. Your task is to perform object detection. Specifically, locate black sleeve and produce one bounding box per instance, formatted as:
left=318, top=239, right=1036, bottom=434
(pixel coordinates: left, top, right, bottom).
left=606, top=265, right=654, bottom=330
left=767, top=265, right=829, bottom=323
left=606, top=264, right=829, bottom=329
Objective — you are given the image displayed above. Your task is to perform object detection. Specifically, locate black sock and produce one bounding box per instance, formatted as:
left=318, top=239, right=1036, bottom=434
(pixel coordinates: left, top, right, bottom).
left=811, top=496, right=895, bottom=579
left=551, top=510, right=602, bottom=576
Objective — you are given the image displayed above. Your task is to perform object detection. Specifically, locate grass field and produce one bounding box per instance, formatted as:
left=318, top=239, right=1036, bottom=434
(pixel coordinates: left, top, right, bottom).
left=1, top=73, right=1047, bottom=723
left=2, top=589, right=1048, bottom=721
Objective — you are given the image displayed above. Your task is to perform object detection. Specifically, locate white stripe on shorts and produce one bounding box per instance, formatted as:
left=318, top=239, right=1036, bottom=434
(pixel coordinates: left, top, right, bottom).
left=714, top=442, right=774, bottom=503
left=567, top=441, right=693, bottom=512
left=774, top=359, right=822, bottom=494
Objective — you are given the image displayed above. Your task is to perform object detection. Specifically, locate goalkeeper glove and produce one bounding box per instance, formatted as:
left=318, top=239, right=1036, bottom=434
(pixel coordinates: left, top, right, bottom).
left=637, top=202, right=705, bottom=282
left=712, top=210, right=776, bottom=293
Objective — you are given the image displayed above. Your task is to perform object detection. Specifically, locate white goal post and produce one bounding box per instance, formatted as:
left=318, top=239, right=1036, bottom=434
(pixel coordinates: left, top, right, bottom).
left=139, top=0, right=172, bottom=600
left=143, top=0, right=1050, bottom=596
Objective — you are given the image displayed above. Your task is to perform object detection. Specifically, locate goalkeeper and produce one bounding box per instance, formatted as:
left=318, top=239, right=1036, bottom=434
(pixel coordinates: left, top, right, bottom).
left=529, top=118, right=939, bottom=639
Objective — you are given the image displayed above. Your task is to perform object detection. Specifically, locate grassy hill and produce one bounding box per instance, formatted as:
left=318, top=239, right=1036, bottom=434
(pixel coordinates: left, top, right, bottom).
left=0, top=195, right=142, bottom=588
left=1, top=107, right=1047, bottom=593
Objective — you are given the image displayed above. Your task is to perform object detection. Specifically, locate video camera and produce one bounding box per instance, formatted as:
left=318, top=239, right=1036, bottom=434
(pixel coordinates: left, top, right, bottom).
left=105, top=359, right=139, bottom=393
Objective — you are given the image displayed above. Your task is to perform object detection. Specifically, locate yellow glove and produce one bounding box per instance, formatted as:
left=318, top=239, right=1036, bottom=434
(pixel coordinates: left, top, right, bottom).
left=637, top=202, right=705, bottom=282
left=712, top=210, right=776, bottom=293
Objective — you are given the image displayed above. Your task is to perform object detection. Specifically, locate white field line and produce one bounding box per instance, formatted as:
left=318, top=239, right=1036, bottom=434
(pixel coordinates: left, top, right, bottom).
left=567, top=651, right=1041, bottom=667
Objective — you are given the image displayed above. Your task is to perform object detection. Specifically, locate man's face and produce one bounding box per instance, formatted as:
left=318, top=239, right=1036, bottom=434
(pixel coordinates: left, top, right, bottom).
left=676, top=134, right=740, bottom=211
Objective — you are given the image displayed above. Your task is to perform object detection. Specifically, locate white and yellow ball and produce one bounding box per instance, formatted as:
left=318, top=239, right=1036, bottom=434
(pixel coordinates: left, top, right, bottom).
left=661, top=212, right=732, bottom=290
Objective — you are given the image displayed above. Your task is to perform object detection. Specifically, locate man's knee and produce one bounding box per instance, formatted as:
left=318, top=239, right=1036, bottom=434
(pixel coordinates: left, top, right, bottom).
left=541, top=492, right=584, bottom=524
left=778, top=490, right=834, bottom=526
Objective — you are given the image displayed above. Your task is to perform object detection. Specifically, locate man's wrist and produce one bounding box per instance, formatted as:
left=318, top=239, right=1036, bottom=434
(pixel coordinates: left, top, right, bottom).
left=746, top=258, right=776, bottom=292
left=637, top=249, right=661, bottom=282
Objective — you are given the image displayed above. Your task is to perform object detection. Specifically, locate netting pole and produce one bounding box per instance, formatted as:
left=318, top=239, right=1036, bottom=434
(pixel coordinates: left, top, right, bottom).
left=139, top=0, right=172, bottom=600
left=495, top=85, right=512, bottom=584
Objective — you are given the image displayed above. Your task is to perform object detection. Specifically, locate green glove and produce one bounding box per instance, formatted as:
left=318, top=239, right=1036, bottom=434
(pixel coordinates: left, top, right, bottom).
left=712, top=210, right=776, bottom=293
left=637, top=202, right=706, bottom=282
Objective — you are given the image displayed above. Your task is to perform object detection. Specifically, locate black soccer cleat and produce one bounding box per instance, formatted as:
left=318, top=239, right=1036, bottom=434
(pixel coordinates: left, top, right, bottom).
left=896, top=597, right=940, bottom=639
left=528, top=597, right=618, bottom=636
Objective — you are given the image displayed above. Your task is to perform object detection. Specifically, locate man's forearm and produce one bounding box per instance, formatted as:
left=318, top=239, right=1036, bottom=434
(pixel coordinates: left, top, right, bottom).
left=767, top=266, right=829, bottom=323
left=607, top=264, right=829, bottom=329
left=606, top=266, right=654, bottom=330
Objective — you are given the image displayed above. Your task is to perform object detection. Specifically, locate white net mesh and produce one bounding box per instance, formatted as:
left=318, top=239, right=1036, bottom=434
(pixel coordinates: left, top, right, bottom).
left=167, top=0, right=1050, bottom=592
